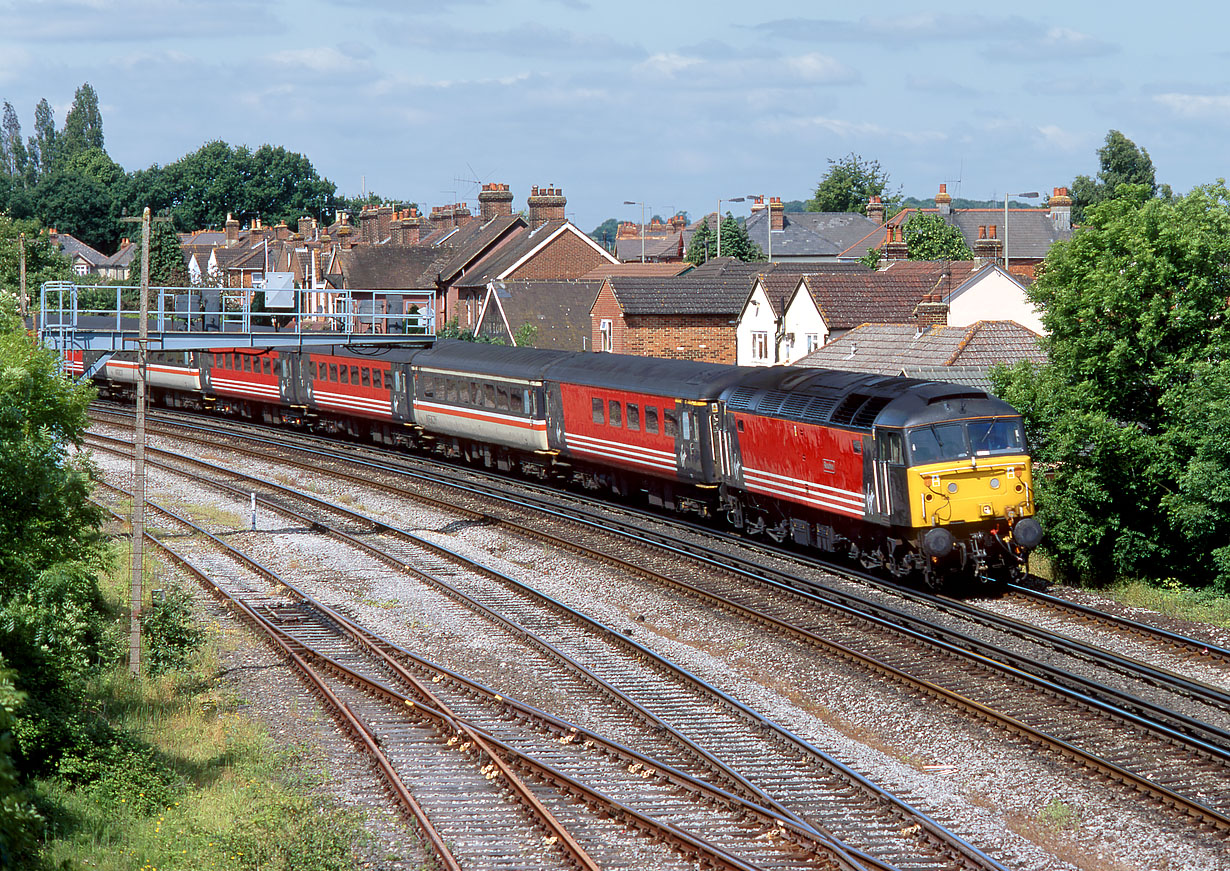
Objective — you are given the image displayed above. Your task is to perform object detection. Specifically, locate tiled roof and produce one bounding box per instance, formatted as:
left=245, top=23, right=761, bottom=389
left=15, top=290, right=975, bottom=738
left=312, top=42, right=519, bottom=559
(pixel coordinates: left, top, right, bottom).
left=795, top=321, right=1046, bottom=387
left=51, top=232, right=106, bottom=266
left=581, top=262, right=692, bottom=280
left=616, top=233, right=682, bottom=262
left=453, top=220, right=615, bottom=289
left=889, top=207, right=1071, bottom=260
left=745, top=210, right=881, bottom=259
left=602, top=258, right=837, bottom=316
left=476, top=279, right=602, bottom=351
left=100, top=241, right=137, bottom=268
left=756, top=263, right=870, bottom=316
left=339, top=245, right=457, bottom=290
left=802, top=261, right=981, bottom=330
left=434, top=215, right=525, bottom=282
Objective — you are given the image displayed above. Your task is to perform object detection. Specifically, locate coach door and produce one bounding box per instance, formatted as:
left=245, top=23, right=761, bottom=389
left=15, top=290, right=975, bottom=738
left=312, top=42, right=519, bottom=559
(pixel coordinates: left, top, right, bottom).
left=390, top=366, right=411, bottom=422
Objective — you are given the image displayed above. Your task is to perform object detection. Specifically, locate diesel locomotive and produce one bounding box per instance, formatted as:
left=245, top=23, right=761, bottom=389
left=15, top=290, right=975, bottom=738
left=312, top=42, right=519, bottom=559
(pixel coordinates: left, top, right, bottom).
left=70, top=340, right=1042, bottom=588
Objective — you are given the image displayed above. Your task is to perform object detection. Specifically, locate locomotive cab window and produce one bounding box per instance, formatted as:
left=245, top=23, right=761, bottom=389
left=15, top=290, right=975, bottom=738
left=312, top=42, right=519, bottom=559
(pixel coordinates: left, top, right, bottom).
left=680, top=410, right=691, bottom=441
left=592, top=397, right=604, bottom=424
left=372, top=370, right=381, bottom=390
left=609, top=400, right=622, bottom=428
left=878, top=430, right=905, bottom=465
left=273, top=359, right=281, bottom=376
left=969, top=418, right=1024, bottom=455
left=626, top=403, right=640, bottom=431
left=908, top=423, right=968, bottom=465
left=645, top=406, right=659, bottom=434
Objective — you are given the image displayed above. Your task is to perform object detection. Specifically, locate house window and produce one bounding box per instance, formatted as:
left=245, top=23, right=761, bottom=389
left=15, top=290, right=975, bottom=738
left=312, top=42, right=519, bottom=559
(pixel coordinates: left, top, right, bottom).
left=73, top=262, right=89, bottom=276
left=599, top=319, right=613, bottom=352
left=806, top=333, right=822, bottom=353
left=751, top=331, right=769, bottom=362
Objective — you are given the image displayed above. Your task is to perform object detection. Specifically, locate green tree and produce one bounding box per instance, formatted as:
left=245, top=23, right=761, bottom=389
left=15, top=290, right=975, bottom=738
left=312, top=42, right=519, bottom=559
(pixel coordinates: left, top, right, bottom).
left=1069, top=130, right=1172, bottom=223
left=59, top=82, right=104, bottom=162
left=685, top=218, right=714, bottom=264
left=26, top=98, right=58, bottom=183
left=993, top=182, right=1230, bottom=587
left=0, top=216, right=72, bottom=299
left=0, top=661, right=40, bottom=866
left=903, top=212, right=973, bottom=261
left=136, top=218, right=188, bottom=287
left=33, top=170, right=118, bottom=253
left=717, top=213, right=764, bottom=262
left=1, top=102, right=27, bottom=181
left=590, top=218, right=619, bottom=252
left=808, top=152, right=899, bottom=213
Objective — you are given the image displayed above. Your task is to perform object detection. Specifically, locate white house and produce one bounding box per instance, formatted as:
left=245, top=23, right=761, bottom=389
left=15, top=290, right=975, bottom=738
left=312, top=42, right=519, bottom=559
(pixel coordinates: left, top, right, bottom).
left=941, top=262, right=1043, bottom=335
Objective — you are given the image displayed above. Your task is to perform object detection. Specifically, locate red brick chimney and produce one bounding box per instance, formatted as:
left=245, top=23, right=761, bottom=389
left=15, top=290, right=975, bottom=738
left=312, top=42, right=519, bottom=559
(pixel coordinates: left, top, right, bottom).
left=915, top=289, right=949, bottom=329
left=974, top=225, right=1002, bottom=266
left=453, top=202, right=473, bottom=226
left=275, top=221, right=290, bottom=242
left=884, top=224, right=908, bottom=260
left=359, top=206, right=380, bottom=245
left=389, top=211, right=404, bottom=245
left=769, top=197, right=785, bottom=231
left=935, top=183, right=952, bottom=216
left=866, top=195, right=885, bottom=225
left=377, top=204, right=393, bottom=241
left=297, top=216, right=317, bottom=239
left=1049, top=186, right=1072, bottom=232
left=749, top=196, right=766, bottom=213
left=527, top=185, right=566, bottom=230
left=225, top=212, right=239, bottom=247
left=478, top=183, right=514, bottom=222
left=402, top=208, right=426, bottom=244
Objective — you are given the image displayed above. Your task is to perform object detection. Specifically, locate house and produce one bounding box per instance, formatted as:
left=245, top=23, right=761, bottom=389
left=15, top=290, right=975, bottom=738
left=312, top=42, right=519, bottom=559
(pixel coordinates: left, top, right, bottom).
left=96, top=238, right=137, bottom=282
left=794, top=320, right=1047, bottom=392
left=741, top=197, right=883, bottom=263
left=614, top=215, right=688, bottom=262
left=735, top=264, right=871, bottom=366
left=854, top=185, right=1074, bottom=279
left=48, top=230, right=107, bottom=277
left=590, top=258, right=814, bottom=363
left=472, top=278, right=603, bottom=350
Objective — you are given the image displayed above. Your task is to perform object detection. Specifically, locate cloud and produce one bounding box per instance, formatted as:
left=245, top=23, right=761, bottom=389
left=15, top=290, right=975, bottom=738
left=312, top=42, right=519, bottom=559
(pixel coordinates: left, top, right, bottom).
left=1036, top=125, right=1084, bottom=151
left=906, top=74, right=982, bottom=98
left=0, top=0, right=277, bottom=41
left=266, top=46, right=371, bottom=75
left=992, top=26, right=1116, bottom=62
left=376, top=18, right=641, bottom=60
left=636, top=53, right=703, bottom=77
left=1153, top=93, right=1230, bottom=120
left=783, top=115, right=948, bottom=146
left=783, top=53, right=858, bottom=84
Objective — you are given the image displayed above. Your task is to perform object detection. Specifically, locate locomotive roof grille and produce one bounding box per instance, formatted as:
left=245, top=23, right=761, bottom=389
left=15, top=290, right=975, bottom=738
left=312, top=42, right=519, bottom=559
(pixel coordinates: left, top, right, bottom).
left=799, top=397, right=837, bottom=424
left=726, top=386, right=757, bottom=411
left=851, top=395, right=891, bottom=428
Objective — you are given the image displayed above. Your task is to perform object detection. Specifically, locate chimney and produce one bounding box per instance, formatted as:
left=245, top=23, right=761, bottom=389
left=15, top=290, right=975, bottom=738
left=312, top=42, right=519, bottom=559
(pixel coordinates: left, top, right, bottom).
left=297, top=216, right=317, bottom=239
left=429, top=204, right=453, bottom=230
left=403, top=208, right=426, bottom=244
left=527, top=185, right=566, bottom=230
left=359, top=206, right=380, bottom=245
left=479, top=183, right=515, bottom=222
left=915, top=290, right=950, bottom=329
left=377, top=204, right=394, bottom=242
left=225, top=212, right=239, bottom=246
left=1049, top=186, right=1072, bottom=232
left=749, top=196, right=766, bottom=212
left=866, top=195, right=885, bottom=225
left=337, top=222, right=355, bottom=249
left=452, top=202, right=472, bottom=227
left=275, top=221, right=290, bottom=242
left=769, top=197, right=785, bottom=232
left=884, top=225, right=908, bottom=260
left=389, top=211, right=404, bottom=245
left=935, top=183, right=952, bottom=216
left=974, top=225, right=1002, bottom=266
left=669, top=214, right=686, bottom=231
left=617, top=221, right=638, bottom=239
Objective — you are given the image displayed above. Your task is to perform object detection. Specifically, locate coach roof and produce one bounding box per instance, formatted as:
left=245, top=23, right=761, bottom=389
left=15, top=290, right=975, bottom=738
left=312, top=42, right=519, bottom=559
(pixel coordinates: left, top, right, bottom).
left=543, top=351, right=748, bottom=400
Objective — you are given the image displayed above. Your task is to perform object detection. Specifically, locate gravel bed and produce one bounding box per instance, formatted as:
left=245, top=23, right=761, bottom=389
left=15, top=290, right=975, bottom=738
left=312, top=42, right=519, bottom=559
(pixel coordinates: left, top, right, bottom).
left=87, top=420, right=1230, bottom=870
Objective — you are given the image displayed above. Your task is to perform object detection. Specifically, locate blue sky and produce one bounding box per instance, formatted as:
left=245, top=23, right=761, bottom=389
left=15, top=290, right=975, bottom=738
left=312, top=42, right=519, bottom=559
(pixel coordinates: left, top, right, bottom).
left=0, top=0, right=1225, bottom=232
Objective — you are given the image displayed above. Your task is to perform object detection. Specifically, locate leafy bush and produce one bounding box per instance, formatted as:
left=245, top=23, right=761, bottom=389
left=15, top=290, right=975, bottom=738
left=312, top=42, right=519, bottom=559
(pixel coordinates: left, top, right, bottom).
left=141, top=587, right=206, bottom=676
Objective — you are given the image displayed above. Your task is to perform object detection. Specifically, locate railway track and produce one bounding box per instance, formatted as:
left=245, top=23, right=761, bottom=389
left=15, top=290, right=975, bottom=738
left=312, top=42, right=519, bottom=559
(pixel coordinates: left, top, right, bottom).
left=89, top=406, right=1230, bottom=836
left=88, top=429, right=1001, bottom=871
left=93, top=480, right=874, bottom=871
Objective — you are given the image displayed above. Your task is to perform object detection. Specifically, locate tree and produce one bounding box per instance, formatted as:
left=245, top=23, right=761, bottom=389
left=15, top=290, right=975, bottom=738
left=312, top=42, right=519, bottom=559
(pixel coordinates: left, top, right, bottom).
left=1, top=102, right=27, bottom=181
left=685, top=218, right=714, bottom=265
left=59, top=82, right=104, bottom=162
left=139, top=218, right=188, bottom=287
left=808, top=152, right=899, bottom=213
left=903, top=212, right=973, bottom=261
left=33, top=170, right=118, bottom=253
left=590, top=218, right=619, bottom=252
left=993, top=182, right=1230, bottom=588
left=26, top=98, right=58, bottom=183
left=1069, top=130, right=1171, bottom=223
left=717, top=213, right=764, bottom=262
left=0, top=216, right=72, bottom=298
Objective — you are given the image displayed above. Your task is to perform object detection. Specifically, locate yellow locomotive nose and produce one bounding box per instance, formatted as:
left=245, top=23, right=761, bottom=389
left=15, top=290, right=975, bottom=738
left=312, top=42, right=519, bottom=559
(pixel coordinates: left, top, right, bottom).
left=909, top=455, right=1034, bottom=528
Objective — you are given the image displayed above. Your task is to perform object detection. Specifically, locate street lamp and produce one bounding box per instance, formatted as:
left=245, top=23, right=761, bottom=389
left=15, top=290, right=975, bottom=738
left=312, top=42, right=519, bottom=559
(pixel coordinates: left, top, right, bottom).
left=716, top=197, right=745, bottom=258
left=1004, top=191, right=1040, bottom=273
left=623, top=200, right=645, bottom=263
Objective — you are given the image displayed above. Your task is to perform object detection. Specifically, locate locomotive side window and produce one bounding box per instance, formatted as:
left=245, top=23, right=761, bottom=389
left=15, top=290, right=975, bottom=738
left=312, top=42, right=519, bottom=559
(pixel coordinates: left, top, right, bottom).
left=469, top=382, right=479, bottom=404
left=496, top=386, right=509, bottom=411
left=273, top=358, right=281, bottom=376
left=681, top=410, right=691, bottom=440
left=626, top=403, right=640, bottom=431
left=645, top=406, right=659, bottom=433
left=361, top=368, right=371, bottom=387
left=664, top=409, right=678, bottom=437
left=879, top=430, right=905, bottom=465
left=592, top=397, right=604, bottom=424
left=609, top=400, right=622, bottom=428
left=263, top=358, right=272, bottom=375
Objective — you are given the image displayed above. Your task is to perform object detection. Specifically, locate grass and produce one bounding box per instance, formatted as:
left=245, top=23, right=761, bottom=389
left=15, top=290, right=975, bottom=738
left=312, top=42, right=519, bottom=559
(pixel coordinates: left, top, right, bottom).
left=1102, top=577, right=1230, bottom=629
left=30, top=541, right=411, bottom=871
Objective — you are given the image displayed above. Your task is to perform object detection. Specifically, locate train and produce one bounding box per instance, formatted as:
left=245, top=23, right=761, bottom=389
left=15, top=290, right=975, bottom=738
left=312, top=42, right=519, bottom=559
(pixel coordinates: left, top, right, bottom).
left=67, top=340, right=1043, bottom=589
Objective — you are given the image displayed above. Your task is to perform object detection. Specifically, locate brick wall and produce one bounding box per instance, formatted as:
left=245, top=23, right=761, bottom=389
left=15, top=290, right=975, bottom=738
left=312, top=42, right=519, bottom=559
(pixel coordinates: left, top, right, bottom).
left=625, top=314, right=735, bottom=363
left=510, top=229, right=610, bottom=281
left=590, top=282, right=626, bottom=352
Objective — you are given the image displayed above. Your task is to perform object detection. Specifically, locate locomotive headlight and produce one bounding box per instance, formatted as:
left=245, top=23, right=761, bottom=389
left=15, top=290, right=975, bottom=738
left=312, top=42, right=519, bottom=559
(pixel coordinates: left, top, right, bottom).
left=947, top=482, right=958, bottom=494
left=989, top=478, right=1001, bottom=490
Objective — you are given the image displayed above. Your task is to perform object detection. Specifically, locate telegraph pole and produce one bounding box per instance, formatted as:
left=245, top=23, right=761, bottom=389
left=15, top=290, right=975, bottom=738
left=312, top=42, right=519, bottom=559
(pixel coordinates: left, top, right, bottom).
left=18, top=233, right=26, bottom=319
left=127, top=208, right=151, bottom=676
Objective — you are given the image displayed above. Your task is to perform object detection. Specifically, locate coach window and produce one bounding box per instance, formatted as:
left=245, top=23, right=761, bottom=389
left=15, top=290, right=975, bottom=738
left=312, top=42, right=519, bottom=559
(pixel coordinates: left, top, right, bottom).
left=609, top=400, right=622, bottom=428
left=509, top=386, right=523, bottom=414
left=340, top=365, right=349, bottom=384
left=273, top=359, right=281, bottom=376
left=626, top=403, right=640, bottom=431
left=372, top=369, right=381, bottom=390
left=496, top=386, right=510, bottom=411
left=350, top=366, right=359, bottom=384
left=422, top=376, right=435, bottom=399
left=243, top=356, right=252, bottom=372
left=664, top=409, right=678, bottom=437
left=262, top=357, right=271, bottom=375
left=592, top=397, right=604, bottom=424
left=444, top=379, right=457, bottom=402
left=480, top=383, right=494, bottom=409
left=327, top=364, right=336, bottom=381
left=645, top=406, right=659, bottom=434
left=361, top=368, right=371, bottom=387
left=468, top=382, right=479, bottom=404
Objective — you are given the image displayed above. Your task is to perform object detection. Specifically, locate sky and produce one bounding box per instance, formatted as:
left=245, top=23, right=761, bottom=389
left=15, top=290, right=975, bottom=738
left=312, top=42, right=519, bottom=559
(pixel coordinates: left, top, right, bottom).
left=0, top=0, right=1226, bottom=233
